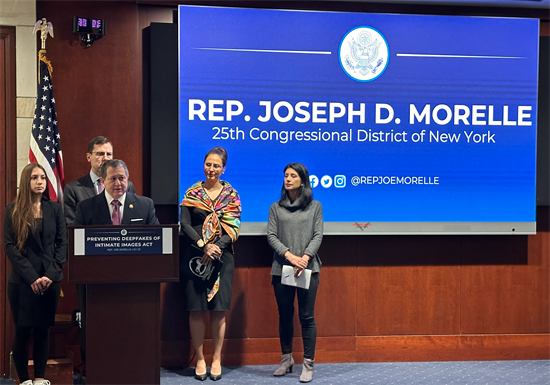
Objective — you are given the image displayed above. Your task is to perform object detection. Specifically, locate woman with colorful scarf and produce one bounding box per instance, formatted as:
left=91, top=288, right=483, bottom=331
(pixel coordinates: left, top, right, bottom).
left=180, top=147, right=241, bottom=381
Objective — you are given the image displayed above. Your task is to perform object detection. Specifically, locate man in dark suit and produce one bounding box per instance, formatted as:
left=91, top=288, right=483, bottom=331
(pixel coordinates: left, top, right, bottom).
left=64, top=136, right=136, bottom=225
left=64, top=136, right=136, bottom=383
left=73, top=159, right=159, bottom=226
left=71, top=159, right=157, bottom=383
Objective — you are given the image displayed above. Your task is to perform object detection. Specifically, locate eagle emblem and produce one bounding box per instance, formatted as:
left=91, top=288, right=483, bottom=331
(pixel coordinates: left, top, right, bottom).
left=348, top=31, right=383, bottom=76
left=339, top=26, right=389, bottom=82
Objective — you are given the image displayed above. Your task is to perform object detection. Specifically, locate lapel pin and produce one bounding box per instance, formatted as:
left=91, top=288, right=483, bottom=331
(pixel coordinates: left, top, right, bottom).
left=129, top=204, right=134, bottom=209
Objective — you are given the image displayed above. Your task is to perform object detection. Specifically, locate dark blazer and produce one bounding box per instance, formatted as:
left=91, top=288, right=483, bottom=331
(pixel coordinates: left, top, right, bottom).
left=73, top=191, right=159, bottom=226
left=3, top=199, right=67, bottom=285
left=64, top=173, right=136, bottom=225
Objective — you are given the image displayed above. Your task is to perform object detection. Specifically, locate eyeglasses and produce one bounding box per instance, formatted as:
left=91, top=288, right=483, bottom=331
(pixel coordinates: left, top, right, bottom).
left=90, top=151, right=113, bottom=157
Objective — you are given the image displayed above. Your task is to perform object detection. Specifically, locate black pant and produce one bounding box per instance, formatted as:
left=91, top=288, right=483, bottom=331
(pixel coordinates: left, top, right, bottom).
left=272, top=273, right=319, bottom=360
left=12, top=326, right=50, bottom=382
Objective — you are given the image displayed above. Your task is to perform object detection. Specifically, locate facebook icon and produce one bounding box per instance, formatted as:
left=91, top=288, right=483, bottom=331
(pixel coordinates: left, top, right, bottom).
left=310, top=175, right=319, bottom=188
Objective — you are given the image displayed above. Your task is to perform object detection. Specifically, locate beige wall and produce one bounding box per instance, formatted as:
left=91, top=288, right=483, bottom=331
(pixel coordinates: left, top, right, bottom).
left=0, top=0, right=37, bottom=178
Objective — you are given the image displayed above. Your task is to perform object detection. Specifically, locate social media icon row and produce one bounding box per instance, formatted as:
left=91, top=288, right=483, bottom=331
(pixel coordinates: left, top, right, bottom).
left=309, top=175, right=346, bottom=188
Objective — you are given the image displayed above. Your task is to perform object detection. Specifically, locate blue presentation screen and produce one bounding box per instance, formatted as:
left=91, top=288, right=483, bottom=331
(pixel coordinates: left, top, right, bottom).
left=178, top=6, right=539, bottom=235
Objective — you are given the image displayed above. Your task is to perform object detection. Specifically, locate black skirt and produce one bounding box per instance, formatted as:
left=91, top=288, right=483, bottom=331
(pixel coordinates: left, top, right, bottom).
left=183, top=248, right=234, bottom=311
left=8, top=281, right=61, bottom=327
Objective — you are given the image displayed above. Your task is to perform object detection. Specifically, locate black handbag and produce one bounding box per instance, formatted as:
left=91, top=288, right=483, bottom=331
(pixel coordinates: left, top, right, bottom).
left=183, top=244, right=223, bottom=289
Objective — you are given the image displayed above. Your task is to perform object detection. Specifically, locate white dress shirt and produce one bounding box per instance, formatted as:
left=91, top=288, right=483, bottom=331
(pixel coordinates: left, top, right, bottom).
left=89, top=170, right=102, bottom=195
left=105, top=191, right=126, bottom=222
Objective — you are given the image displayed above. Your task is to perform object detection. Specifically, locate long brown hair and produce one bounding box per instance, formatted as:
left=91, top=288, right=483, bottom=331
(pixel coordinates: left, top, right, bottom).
left=12, top=163, right=48, bottom=249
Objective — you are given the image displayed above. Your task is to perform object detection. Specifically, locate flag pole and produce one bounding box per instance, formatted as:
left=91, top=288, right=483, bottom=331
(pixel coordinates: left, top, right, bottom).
left=30, top=19, right=65, bottom=298
left=29, top=18, right=64, bottom=203
left=33, top=18, right=54, bottom=82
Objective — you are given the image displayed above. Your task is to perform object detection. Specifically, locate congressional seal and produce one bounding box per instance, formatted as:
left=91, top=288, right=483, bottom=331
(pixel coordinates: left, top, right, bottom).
left=339, top=26, right=389, bottom=82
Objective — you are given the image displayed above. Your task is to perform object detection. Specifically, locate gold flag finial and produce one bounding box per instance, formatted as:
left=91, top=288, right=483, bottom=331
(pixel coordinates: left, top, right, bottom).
left=33, top=18, right=54, bottom=50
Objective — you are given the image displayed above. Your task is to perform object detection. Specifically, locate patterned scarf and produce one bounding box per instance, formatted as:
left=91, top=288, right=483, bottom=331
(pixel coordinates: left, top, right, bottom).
left=181, top=180, right=241, bottom=243
left=181, top=180, right=241, bottom=301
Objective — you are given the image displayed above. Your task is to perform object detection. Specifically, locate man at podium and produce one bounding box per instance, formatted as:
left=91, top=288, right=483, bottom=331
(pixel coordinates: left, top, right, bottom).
left=64, top=137, right=138, bottom=383
left=73, top=159, right=159, bottom=226
left=71, top=159, right=159, bottom=383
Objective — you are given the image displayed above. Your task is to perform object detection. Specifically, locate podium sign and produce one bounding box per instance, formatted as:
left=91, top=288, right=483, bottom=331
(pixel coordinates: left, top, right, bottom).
left=68, top=225, right=178, bottom=285
left=74, top=226, right=171, bottom=255
left=68, top=225, right=179, bottom=385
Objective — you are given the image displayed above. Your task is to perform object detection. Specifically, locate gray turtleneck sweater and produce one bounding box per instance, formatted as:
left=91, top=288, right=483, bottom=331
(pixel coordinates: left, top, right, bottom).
left=267, top=197, right=323, bottom=276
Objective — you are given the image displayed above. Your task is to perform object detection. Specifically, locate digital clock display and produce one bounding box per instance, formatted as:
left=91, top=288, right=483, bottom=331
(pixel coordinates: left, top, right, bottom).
left=72, top=17, right=106, bottom=35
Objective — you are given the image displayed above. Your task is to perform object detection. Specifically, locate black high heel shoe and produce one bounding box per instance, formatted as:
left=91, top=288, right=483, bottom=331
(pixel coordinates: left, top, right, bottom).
left=195, top=367, right=208, bottom=381
left=195, top=372, right=208, bottom=381
left=209, top=372, right=222, bottom=381
left=210, top=363, right=222, bottom=381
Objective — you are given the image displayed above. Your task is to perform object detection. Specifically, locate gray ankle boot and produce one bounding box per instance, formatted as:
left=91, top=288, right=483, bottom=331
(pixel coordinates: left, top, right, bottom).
left=273, top=353, right=294, bottom=376
left=299, top=358, right=314, bottom=383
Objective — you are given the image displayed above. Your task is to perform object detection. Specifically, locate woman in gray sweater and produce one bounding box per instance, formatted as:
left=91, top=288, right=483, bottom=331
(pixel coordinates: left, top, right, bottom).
left=267, top=162, right=323, bottom=383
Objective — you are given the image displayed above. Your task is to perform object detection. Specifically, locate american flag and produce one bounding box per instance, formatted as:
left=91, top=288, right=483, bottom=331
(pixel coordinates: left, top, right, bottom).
left=29, top=53, right=65, bottom=202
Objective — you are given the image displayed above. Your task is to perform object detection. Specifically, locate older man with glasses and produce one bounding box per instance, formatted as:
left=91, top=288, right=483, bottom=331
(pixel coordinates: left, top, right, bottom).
left=64, top=136, right=136, bottom=225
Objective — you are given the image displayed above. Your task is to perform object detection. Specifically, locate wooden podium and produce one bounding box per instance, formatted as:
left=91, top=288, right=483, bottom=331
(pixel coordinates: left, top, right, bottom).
left=67, top=225, right=179, bottom=385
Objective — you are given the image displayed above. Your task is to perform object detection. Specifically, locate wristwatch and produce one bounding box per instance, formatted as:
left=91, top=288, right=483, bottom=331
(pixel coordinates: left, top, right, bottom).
left=196, top=239, right=204, bottom=248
